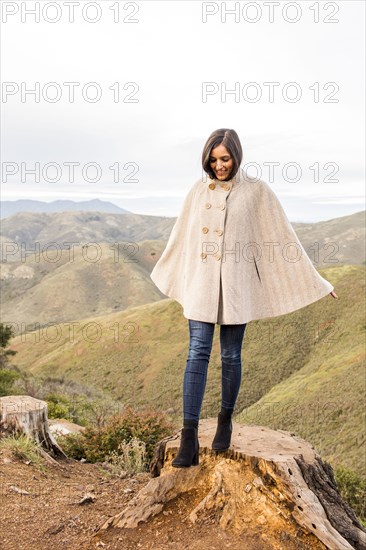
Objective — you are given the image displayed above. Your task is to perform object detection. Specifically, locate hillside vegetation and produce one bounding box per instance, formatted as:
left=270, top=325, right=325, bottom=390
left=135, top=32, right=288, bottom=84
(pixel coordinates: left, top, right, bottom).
left=0, top=241, right=166, bottom=330
left=1, top=211, right=364, bottom=331
left=7, top=264, right=365, bottom=477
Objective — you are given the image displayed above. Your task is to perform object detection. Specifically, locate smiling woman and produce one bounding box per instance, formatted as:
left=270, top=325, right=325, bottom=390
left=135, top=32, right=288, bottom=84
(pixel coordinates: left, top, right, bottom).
left=150, top=127, right=338, bottom=468
left=202, top=128, right=242, bottom=182
left=209, top=144, right=233, bottom=180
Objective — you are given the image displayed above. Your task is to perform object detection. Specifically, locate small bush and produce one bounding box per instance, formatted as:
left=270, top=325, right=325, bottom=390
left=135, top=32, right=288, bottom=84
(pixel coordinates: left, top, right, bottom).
left=56, top=431, right=86, bottom=461
left=106, top=437, right=147, bottom=476
left=0, top=369, right=21, bottom=397
left=43, top=391, right=97, bottom=426
left=0, top=434, right=45, bottom=471
left=56, top=404, right=174, bottom=470
left=45, top=393, right=72, bottom=420
left=335, top=464, right=366, bottom=522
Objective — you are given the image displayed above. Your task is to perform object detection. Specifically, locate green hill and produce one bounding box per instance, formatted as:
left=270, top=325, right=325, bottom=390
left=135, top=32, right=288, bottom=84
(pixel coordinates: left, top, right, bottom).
left=1, top=210, right=364, bottom=331
left=7, top=264, right=365, bottom=476
left=0, top=241, right=166, bottom=330
left=238, top=265, right=365, bottom=476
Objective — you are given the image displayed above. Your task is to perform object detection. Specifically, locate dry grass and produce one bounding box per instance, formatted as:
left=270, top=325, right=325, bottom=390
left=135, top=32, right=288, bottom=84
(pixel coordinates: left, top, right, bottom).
left=0, top=433, right=46, bottom=471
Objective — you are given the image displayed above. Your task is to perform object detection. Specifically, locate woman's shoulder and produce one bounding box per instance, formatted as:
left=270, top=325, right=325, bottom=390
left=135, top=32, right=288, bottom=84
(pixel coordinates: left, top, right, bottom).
left=188, top=176, right=211, bottom=198
left=236, top=170, right=278, bottom=196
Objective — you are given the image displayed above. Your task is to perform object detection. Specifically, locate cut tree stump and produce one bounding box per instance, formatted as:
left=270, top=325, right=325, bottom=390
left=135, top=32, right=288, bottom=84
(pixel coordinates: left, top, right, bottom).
left=0, top=395, right=68, bottom=461
left=96, top=418, right=366, bottom=550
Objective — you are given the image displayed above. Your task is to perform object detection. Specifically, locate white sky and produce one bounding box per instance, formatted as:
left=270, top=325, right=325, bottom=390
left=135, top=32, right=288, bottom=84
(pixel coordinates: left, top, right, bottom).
left=1, top=0, right=365, bottom=221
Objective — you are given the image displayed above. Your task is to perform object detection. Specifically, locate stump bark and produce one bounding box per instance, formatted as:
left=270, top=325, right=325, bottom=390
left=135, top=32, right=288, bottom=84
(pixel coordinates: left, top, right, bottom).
left=0, top=395, right=68, bottom=461
left=97, top=418, right=366, bottom=550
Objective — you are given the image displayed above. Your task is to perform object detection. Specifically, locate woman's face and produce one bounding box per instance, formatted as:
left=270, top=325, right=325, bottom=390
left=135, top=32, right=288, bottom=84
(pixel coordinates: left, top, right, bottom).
left=209, top=144, right=233, bottom=180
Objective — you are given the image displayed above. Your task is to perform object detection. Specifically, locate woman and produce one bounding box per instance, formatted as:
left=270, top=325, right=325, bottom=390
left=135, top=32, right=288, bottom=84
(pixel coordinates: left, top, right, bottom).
left=150, top=128, right=338, bottom=468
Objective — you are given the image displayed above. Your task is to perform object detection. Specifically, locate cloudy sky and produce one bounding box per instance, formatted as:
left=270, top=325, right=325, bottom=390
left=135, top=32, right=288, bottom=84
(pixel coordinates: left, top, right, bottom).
left=1, top=0, right=365, bottom=221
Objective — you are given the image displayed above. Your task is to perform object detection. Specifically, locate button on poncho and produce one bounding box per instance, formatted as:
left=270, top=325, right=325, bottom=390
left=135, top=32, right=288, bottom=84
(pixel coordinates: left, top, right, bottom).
left=150, top=170, right=334, bottom=324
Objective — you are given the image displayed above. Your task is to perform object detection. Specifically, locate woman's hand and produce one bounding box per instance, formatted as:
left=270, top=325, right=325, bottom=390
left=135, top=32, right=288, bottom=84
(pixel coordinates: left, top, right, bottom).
left=330, top=291, right=338, bottom=299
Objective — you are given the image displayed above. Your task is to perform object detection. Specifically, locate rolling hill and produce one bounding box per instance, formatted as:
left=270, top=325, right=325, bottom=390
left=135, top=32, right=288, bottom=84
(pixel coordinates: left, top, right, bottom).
left=1, top=209, right=364, bottom=265
left=0, top=210, right=174, bottom=259
left=0, top=199, right=128, bottom=218
left=0, top=241, right=166, bottom=330
left=7, top=264, right=365, bottom=477
left=1, top=210, right=364, bottom=331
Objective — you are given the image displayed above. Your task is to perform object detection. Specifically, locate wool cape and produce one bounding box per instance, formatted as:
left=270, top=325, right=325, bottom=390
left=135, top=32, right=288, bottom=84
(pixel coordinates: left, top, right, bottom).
left=150, top=170, right=334, bottom=325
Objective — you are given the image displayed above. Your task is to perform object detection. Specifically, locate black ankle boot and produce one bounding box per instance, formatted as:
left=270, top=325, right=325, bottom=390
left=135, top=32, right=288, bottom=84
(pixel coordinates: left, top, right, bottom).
left=172, top=427, right=199, bottom=468
left=211, top=408, right=233, bottom=451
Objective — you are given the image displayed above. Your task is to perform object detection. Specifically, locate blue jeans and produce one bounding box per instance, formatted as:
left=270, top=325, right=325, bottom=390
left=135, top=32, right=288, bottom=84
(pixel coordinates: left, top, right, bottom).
left=183, top=319, right=247, bottom=421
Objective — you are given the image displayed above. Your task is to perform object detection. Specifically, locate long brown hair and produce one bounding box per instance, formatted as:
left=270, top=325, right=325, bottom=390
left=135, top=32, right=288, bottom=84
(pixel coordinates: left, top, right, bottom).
left=202, top=128, right=243, bottom=181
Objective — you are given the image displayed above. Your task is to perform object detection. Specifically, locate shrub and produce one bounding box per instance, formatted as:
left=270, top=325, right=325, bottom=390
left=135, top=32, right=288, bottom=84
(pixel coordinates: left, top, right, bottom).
left=335, top=464, right=366, bottom=522
left=0, top=434, right=45, bottom=471
left=106, top=437, right=147, bottom=476
left=43, top=391, right=101, bottom=427
left=56, top=431, right=86, bottom=461
left=45, top=393, right=72, bottom=420
left=0, top=323, right=19, bottom=396
left=0, top=369, right=21, bottom=397
left=56, top=404, right=174, bottom=469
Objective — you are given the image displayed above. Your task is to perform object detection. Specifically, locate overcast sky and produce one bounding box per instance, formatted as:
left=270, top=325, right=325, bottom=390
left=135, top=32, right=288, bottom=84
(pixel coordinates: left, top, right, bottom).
left=1, top=0, right=365, bottom=221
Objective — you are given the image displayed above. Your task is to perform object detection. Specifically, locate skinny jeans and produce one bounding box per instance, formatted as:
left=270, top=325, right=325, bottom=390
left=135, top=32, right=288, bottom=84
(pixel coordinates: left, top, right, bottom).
left=183, top=319, right=247, bottom=421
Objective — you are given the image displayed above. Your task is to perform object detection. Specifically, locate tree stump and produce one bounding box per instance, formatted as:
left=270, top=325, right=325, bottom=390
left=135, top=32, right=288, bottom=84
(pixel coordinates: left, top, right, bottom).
left=0, top=395, right=68, bottom=461
left=96, top=418, right=366, bottom=550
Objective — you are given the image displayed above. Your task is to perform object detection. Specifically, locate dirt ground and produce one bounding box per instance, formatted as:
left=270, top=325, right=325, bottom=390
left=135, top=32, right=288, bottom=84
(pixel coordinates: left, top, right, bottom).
left=0, top=448, right=325, bottom=550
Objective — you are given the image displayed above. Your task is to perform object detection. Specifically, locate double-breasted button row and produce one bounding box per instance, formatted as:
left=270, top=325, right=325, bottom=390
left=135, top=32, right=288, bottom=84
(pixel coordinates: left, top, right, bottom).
left=201, top=252, right=222, bottom=260
left=208, top=183, right=231, bottom=191
left=201, top=183, right=230, bottom=261
left=205, top=203, right=227, bottom=210
left=202, top=227, right=224, bottom=235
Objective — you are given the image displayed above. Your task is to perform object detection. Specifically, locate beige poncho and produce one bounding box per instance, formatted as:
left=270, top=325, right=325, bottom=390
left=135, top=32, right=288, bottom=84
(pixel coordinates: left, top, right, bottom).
left=150, top=170, right=334, bottom=324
